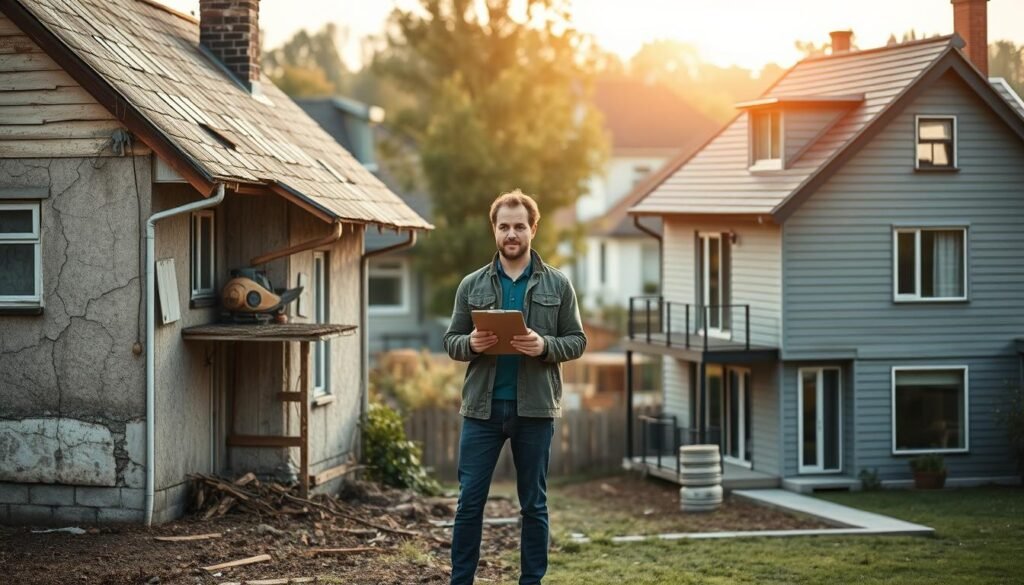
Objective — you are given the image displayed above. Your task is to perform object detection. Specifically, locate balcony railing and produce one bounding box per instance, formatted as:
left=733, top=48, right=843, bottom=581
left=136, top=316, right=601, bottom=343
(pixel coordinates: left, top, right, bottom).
left=637, top=413, right=721, bottom=478
left=627, top=295, right=751, bottom=351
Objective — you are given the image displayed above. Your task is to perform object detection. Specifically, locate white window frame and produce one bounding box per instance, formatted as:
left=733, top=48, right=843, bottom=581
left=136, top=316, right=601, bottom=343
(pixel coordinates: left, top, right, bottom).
left=697, top=232, right=729, bottom=338
left=0, top=202, right=42, bottom=306
left=914, top=115, right=957, bottom=170
left=368, top=257, right=411, bottom=316
left=797, top=366, right=843, bottom=475
left=892, top=227, right=968, bottom=302
left=190, top=210, right=216, bottom=299
left=749, top=109, right=784, bottom=171
left=891, top=365, right=969, bottom=455
left=312, top=251, right=330, bottom=397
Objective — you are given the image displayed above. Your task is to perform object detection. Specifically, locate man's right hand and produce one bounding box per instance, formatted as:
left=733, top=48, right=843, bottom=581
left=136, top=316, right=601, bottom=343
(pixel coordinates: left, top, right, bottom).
left=469, top=328, right=498, bottom=353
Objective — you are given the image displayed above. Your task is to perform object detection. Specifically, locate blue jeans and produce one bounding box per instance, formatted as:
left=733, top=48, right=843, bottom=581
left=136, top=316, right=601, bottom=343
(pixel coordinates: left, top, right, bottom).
left=450, top=399, right=555, bottom=585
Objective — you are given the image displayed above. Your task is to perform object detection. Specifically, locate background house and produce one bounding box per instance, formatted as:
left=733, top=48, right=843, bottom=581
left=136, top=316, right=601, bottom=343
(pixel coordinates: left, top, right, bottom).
left=569, top=79, right=719, bottom=313
left=625, top=0, right=1024, bottom=491
left=0, top=0, right=429, bottom=525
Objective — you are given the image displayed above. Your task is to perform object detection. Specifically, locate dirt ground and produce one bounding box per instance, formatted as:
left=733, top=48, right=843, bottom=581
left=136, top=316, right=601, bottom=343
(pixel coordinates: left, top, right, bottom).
left=0, top=473, right=826, bottom=584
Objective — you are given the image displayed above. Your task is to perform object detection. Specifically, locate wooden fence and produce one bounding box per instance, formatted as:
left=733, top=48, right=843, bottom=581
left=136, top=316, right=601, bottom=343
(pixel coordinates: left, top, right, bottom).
left=403, top=405, right=658, bottom=482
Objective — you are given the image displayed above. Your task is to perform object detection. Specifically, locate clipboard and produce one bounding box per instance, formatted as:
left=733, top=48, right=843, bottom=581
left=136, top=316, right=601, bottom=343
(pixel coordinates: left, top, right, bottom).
left=471, top=310, right=528, bottom=355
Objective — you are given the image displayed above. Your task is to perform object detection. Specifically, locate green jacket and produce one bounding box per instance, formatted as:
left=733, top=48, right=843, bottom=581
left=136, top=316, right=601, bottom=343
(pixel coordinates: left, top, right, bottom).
left=443, top=250, right=587, bottom=419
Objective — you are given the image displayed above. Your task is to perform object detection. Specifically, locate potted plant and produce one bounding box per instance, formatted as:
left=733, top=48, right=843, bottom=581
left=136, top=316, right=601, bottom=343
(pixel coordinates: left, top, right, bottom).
left=909, top=454, right=947, bottom=489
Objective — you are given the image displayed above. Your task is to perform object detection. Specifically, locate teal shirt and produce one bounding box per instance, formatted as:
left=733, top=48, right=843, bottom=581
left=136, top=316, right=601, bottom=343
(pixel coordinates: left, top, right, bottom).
left=492, top=259, right=532, bottom=401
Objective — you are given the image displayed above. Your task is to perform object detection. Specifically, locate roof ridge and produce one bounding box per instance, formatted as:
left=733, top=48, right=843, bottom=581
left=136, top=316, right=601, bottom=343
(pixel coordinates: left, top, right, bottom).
left=134, top=0, right=199, bottom=24
left=797, top=34, right=957, bottom=66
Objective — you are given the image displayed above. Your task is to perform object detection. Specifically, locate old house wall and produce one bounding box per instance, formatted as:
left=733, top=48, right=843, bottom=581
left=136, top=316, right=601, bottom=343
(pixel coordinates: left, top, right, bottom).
left=0, top=156, right=149, bottom=524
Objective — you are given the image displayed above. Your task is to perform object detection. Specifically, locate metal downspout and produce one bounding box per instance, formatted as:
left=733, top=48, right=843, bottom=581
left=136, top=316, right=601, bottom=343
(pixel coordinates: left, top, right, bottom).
left=249, top=221, right=344, bottom=266
left=145, top=183, right=226, bottom=526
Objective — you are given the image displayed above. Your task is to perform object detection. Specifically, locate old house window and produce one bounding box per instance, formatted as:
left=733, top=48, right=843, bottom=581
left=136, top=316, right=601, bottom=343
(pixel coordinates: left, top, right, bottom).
left=892, top=367, right=968, bottom=454
left=894, top=227, right=966, bottom=301
left=312, top=251, right=330, bottom=396
left=368, top=258, right=409, bottom=314
left=0, top=202, right=41, bottom=306
left=750, top=110, right=782, bottom=170
left=190, top=210, right=215, bottom=299
left=916, top=116, right=956, bottom=169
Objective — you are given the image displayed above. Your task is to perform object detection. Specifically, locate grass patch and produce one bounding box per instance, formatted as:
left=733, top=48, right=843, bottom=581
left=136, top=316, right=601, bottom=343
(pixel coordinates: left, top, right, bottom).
left=494, top=483, right=1024, bottom=585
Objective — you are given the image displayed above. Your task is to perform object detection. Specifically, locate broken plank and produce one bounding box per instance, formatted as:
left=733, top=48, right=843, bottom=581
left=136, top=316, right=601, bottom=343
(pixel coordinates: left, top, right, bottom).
left=233, top=472, right=257, bottom=486
left=201, top=554, right=272, bottom=572
left=307, top=547, right=385, bottom=556
left=154, top=532, right=222, bottom=542
left=309, top=462, right=362, bottom=487
left=219, top=578, right=315, bottom=585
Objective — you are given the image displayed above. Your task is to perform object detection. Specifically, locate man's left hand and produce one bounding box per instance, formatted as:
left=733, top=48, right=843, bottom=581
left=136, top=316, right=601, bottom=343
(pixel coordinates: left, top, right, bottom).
left=511, top=329, right=546, bottom=357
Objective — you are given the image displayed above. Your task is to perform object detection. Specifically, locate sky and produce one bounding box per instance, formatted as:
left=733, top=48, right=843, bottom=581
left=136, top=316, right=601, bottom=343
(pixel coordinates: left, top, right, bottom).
left=158, top=0, right=1024, bottom=72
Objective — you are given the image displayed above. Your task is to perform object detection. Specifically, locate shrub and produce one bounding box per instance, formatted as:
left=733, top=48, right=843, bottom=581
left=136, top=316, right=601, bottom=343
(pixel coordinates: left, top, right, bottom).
left=362, top=402, right=442, bottom=496
left=858, top=467, right=882, bottom=491
left=369, top=350, right=464, bottom=412
left=996, top=385, right=1024, bottom=483
left=909, top=454, right=946, bottom=473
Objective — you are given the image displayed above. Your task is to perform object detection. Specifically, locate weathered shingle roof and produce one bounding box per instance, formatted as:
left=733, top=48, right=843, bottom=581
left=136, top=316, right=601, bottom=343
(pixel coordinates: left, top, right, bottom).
left=991, top=77, right=1024, bottom=119
left=7, top=0, right=432, bottom=231
left=629, top=36, right=981, bottom=219
left=594, top=79, right=719, bottom=152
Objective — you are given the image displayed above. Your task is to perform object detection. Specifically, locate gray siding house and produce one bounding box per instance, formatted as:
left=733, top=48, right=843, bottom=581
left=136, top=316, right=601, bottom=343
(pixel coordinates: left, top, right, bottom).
left=625, top=3, right=1023, bottom=491
left=0, top=0, right=430, bottom=525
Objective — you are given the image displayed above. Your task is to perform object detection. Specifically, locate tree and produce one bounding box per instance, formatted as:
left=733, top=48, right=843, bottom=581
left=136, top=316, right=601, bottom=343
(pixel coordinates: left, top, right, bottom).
left=376, top=0, right=608, bottom=315
left=990, top=40, right=1024, bottom=96
left=263, top=24, right=351, bottom=95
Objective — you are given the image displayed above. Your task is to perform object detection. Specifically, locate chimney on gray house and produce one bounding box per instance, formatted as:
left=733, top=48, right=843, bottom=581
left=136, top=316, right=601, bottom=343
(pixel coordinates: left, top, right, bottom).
left=951, top=0, right=989, bottom=76
left=200, top=0, right=261, bottom=88
left=830, top=30, right=853, bottom=54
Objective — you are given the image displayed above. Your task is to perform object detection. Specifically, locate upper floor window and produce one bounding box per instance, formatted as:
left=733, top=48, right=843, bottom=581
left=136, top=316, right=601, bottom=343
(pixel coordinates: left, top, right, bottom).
left=190, top=210, right=215, bottom=299
left=0, top=202, right=42, bottom=306
left=750, top=110, right=782, bottom=170
left=894, top=227, right=966, bottom=302
left=916, top=116, right=956, bottom=170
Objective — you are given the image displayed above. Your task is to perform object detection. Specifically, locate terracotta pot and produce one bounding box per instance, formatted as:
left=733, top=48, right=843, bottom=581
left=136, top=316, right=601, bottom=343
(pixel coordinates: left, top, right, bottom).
left=912, top=470, right=946, bottom=489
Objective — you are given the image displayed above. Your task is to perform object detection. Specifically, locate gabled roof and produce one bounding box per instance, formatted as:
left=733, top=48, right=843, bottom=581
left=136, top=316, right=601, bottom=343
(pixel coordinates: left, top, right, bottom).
left=629, top=35, right=1024, bottom=221
left=594, top=79, right=719, bottom=152
left=2, top=0, right=432, bottom=231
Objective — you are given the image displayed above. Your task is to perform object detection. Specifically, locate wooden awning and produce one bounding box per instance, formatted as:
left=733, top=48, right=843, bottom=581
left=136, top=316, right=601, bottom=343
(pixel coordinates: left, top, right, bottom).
left=182, top=323, right=357, bottom=342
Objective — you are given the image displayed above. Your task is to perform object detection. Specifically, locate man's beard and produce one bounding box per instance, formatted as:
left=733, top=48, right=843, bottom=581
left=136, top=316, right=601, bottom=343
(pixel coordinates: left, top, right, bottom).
left=498, top=240, right=528, bottom=261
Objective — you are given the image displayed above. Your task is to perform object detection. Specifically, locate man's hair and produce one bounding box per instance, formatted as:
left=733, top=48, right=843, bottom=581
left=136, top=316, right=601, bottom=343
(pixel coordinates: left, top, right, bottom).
left=489, top=189, right=540, bottom=228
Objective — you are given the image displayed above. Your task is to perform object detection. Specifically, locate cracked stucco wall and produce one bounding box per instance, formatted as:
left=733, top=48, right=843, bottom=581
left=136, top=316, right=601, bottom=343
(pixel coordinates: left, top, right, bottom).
left=0, top=157, right=149, bottom=490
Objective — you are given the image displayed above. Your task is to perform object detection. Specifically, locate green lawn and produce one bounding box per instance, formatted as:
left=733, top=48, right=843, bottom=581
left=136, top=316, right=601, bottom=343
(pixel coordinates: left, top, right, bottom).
left=488, top=481, right=1024, bottom=585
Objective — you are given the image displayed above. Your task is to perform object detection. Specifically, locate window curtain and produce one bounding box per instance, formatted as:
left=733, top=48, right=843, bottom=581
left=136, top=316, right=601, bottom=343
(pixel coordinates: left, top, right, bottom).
left=931, top=231, right=963, bottom=297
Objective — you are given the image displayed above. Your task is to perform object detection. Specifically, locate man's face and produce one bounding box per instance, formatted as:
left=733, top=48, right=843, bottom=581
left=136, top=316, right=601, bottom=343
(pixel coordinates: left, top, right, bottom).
left=493, top=204, right=536, bottom=262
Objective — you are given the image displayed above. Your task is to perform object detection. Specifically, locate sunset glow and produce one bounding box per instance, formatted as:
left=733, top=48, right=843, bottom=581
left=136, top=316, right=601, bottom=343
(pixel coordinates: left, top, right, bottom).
left=160, top=0, right=1024, bottom=72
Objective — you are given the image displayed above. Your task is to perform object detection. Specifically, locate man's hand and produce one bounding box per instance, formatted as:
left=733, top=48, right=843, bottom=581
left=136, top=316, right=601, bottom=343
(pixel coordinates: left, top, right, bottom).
left=469, top=328, right=498, bottom=354
left=511, top=328, right=545, bottom=357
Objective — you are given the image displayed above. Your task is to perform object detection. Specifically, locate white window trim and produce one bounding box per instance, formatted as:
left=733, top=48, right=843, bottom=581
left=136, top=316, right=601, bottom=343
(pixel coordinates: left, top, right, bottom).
left=891, top=365, right=969, bottom=455
left=312, top=251, right=330, bottom=397
left=697, top=231, right=729, bottom=339
left=892, top=226, right=968, bottom=302
left=797, top=366, right=844, bottom=475
left=748, top=110, right=784, bottom=171
left=914, top=115, right=958, bottom=170
left=0, top=202, right=42, bottom=305
left=368, top=257, right=411, bottom=316
left=190, top=210, right=216, bottom=299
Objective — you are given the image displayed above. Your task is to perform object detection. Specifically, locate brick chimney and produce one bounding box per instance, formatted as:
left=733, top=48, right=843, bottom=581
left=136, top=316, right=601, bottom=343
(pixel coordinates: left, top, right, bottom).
left=830, top=30, right=853, bottom=54
left=952, top=0, right=989, bottom=76
left=200, top=0, right=261, bottom=88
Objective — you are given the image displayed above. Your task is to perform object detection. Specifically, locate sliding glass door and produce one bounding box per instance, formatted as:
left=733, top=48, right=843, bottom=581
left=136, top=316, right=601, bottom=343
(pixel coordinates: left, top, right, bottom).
left=798, top=367, right=842, bottom=473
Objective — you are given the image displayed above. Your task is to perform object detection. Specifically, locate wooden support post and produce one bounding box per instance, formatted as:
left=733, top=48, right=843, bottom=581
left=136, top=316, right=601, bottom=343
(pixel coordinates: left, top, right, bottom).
left=300, top=341, right=310, bottom=498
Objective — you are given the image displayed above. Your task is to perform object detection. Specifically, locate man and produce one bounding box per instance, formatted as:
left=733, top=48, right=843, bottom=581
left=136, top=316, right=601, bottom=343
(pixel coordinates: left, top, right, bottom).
left=443, top=189, right=586, bottom=585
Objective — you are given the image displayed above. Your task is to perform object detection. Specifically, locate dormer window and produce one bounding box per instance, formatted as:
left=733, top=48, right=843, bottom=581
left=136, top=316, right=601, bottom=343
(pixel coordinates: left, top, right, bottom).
left=750, top=110, right=782, bottom=170
left=916, top=116, right=956, bottom=170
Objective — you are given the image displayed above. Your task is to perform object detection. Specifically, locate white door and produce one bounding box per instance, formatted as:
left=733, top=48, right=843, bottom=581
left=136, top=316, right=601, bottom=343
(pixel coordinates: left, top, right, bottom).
left=798, top=367, right=842, bottom=474
left=725, top=367, right=752, bottom=468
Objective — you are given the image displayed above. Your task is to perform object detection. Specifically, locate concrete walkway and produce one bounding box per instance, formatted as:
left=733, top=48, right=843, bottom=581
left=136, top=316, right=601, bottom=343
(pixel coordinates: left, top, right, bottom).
left=569, top=489, right=933, bottom=544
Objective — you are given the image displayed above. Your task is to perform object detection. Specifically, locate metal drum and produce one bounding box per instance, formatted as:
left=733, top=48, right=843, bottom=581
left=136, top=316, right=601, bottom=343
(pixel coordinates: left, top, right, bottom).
left=679, top=444, right=723, bottom=512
